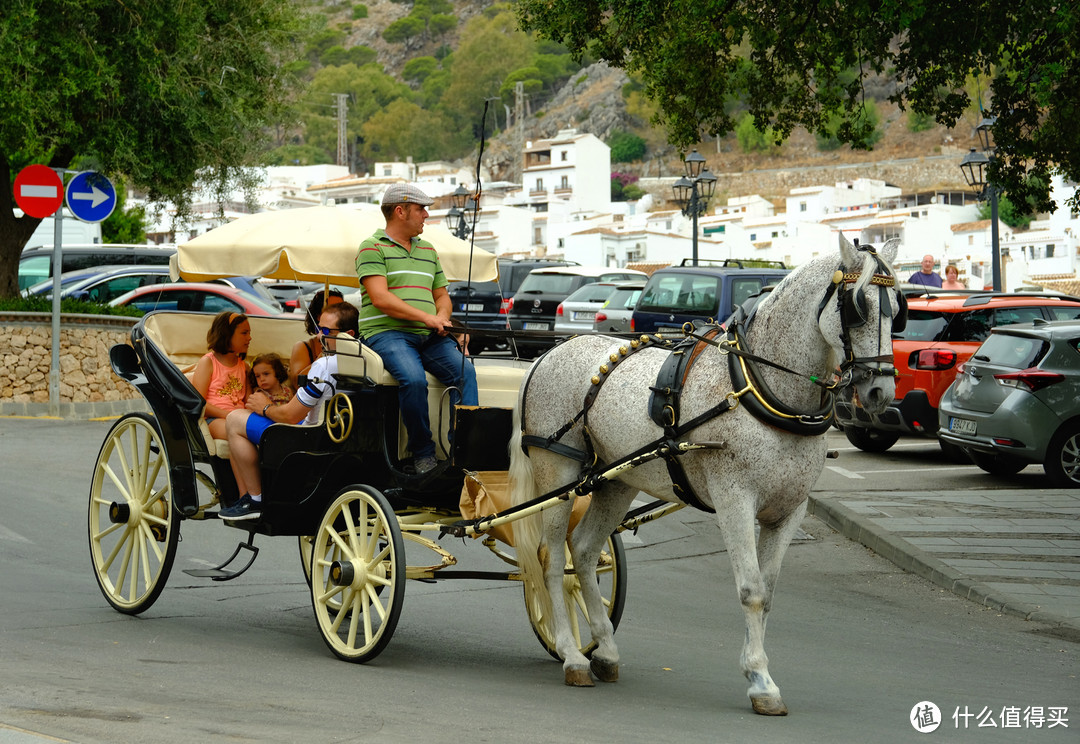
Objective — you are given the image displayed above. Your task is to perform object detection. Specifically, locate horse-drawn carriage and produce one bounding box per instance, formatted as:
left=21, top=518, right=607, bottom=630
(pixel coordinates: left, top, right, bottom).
left=88, top=212, right=906, bottom=715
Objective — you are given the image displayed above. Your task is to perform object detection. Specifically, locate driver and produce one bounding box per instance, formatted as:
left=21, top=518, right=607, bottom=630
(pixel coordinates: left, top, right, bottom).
left=218, top=301, right=360, bottom=521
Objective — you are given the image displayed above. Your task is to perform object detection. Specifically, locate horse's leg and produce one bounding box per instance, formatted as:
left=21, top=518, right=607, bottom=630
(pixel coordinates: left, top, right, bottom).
left=749, top=499, right=809, bottom=713
left=567, top=483, right=638, bottom=683
left=712, top=487, right=789, bottom=716
left=537, top=499, right=595, bottom=686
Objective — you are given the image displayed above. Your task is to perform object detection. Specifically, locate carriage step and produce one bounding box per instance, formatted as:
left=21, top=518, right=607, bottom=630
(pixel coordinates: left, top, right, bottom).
left=182, top=537, right=259, bottom=581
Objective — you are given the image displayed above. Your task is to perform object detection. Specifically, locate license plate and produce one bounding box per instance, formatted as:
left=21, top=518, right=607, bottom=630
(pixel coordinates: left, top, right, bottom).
left=573, top=311, right=596, bottom=321
left=524, top=322, right=548, bottom=331
left=460, top=303, right=483, bottom=312
left=658, top=326, right=684, bottom=335
left=949, top=417, right=977, bottom=435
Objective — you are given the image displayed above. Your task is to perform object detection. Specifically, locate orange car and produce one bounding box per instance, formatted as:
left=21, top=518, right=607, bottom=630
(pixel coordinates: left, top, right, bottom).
left=834, top=290, right=1080, bottom=456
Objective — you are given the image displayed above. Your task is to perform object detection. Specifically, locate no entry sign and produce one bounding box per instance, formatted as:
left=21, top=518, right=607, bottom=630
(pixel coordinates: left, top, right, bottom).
left=14, top=165, right=64, bottom=219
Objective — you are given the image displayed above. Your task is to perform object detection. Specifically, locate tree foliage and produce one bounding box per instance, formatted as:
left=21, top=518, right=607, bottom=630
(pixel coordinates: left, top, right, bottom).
left=0, top=0, right=311, bottom=297
left=515, top=0, right=1080, bottom=211
left=735, top=113, right=781, bottom=155
left=608, top=130, right=648, bottom=163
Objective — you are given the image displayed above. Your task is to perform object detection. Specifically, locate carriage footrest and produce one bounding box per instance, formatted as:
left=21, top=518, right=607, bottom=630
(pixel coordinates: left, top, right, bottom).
left=182, top=537, right=259, bottom=582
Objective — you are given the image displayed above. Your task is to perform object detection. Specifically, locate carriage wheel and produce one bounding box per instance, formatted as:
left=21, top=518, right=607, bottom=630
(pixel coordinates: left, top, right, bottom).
left=523, top=532, right=627, bottom=660
left=88, top=413, right=180, bottom=614
left=309, top=486, right=405, bottom=663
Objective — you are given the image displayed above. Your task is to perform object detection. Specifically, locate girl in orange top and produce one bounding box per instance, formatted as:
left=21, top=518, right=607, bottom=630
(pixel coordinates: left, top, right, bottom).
left=193, top=312, right=252, bottom=440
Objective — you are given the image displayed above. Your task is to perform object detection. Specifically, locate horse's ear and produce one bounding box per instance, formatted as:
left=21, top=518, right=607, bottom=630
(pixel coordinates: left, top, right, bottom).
left=880, top=238, right=901, bottom=264
left=838, top=232, right=857, bottom=267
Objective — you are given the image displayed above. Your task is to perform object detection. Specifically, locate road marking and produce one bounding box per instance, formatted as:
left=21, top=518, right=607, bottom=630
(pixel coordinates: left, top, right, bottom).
left=855, top=465, right=980, bottom=474
left=0, top=523, right=32, bottom=543
left=827, top=466, right=864, bottom=479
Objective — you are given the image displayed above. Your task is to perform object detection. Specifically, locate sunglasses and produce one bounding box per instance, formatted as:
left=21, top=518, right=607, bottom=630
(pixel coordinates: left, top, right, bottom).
left=318, top=326, right=341, bottom=336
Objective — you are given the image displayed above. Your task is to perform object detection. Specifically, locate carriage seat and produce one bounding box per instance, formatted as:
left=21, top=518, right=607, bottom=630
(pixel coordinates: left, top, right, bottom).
left=137, top=312, right=529, bottom=461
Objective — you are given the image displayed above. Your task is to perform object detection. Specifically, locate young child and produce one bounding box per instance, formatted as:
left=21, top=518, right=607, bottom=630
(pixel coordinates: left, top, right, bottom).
left=250, top=353, right=293, bottom=406
left=192, top=312, right=252, bottom=440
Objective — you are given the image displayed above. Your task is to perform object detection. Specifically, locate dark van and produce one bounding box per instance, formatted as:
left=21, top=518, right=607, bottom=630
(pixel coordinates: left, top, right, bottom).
left=631, top=259, right=790, bottom=334
left=18, top=244, right=177, bottom=291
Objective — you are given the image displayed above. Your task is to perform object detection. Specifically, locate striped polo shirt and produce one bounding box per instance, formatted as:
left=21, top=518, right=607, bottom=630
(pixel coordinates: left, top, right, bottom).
left=355, top=228, right=447, bottom=338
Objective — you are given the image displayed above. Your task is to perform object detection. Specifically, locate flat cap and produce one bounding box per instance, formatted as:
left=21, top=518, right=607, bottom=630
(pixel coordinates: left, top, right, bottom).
left=381, top=182, right=434, bottom=206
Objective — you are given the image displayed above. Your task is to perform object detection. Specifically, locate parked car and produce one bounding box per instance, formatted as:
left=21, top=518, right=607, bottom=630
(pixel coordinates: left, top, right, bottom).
left=109, top=282, right=284, bottom=316
left=631, top=259, right=790, bottom=335
left=593, top=281, right=647, bottom=333
left=835, top=289, right=1080, bottom=455
left=210, top=276, right=284, bottom=313
left=506, top=266, right=647, bottom=357
left=554, top=281, right=642, bottom=336
left=938, top=319, right=1080, bottom=486
left=262, top=280, right=321, bottom=312
left=448, top=258, right=578, bottom=355
left=18, top=243, right=176, bottom=292
left=25, top=265, right=173, bottom=302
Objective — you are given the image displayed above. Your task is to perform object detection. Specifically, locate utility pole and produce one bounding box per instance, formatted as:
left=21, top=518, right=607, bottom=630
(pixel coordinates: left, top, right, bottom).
left=514, top=81, right=525, bottom=185
left=334, top=93, right=349, bottom=168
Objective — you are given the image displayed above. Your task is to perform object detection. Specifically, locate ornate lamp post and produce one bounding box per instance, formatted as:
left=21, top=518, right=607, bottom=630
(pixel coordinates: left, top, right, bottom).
left=444, top=184, right=480, bottom=241
left=672, top=150, right=717, bottom=266
left=959, top=117, right=1000, bottom=291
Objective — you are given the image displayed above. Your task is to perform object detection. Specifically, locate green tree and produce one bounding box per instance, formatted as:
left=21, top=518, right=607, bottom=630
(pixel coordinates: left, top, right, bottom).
left=608, top=131, right=647, bottom=163
left=815, top=102, right=882, bottom=151
left=515, top=0, right=1080, bottom=211
left=978, top=194, right=1034, bottom=230
left=101, top=184, right=148, bottom=245
left=735, top=113, right=781, bottom=154
left=0, top=0, right=310, bottom=298
left=440, top=8, right=535, bottom=139
left=359, top=99, right=467, bottom=162
left=383, top=16, right=425, bottom=47
left=352, top=4, right=369, bottom=20
left=403, top=57, right=440, bottom=85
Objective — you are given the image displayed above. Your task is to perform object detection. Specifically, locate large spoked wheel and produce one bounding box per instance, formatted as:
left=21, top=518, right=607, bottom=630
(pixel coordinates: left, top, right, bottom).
left=524, top=532, right=627, bottom=660
left=309, top=486, right=405, bottom=663
left=88, top=413, right=180, bottom=614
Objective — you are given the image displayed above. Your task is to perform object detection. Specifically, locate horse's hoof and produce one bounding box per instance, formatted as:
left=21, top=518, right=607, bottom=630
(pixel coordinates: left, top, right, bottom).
left=564, top=668, right=595, bottom=687
left=751, top=695, right=788, bottom=716
left=590, top=657, right=619, bottom=683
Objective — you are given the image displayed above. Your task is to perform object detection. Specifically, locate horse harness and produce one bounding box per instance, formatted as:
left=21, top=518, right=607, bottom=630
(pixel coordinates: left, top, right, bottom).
left=519, top=245, right=904, bottom=513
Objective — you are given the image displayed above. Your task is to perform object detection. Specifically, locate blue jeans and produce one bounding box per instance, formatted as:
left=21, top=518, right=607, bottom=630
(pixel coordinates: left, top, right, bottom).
left=365, top=330, right=478, bottom=459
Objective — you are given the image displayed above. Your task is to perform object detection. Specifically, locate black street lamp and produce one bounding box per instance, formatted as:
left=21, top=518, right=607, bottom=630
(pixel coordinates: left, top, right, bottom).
left=672, top=149, right=717, bottom=266
left=959, top=116, right=1001, bottom=291
left=444, top=184, right=480, bottom=241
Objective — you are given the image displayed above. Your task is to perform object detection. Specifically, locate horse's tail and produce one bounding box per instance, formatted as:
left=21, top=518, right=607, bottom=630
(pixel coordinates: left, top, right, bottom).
left=509, top=403, right=553, bottom=626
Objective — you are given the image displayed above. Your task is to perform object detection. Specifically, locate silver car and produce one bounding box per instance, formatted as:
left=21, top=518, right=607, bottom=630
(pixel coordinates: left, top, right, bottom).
left=553, top=281, right=640, bottom=335
left=593, top=281, right=645, bottom=333
left=938, top=319, right=1080, bottom=486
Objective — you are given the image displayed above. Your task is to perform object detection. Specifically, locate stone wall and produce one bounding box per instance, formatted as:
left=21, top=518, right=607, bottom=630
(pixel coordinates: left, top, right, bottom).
left=0, top=313, right=147, bottom=418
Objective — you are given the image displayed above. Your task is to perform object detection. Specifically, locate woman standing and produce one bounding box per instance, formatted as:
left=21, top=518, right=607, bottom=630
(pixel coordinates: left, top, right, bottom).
left=941, top=264, right=966, bottom=290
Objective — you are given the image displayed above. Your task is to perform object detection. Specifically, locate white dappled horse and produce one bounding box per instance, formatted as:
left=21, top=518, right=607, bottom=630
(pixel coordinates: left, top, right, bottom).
left=509, top=235, right=902, bottom=715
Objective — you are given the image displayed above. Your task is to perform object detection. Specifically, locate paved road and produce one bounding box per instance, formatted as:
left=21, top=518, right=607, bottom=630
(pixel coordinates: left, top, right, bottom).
left=0, top=418, right=1075, bottom=743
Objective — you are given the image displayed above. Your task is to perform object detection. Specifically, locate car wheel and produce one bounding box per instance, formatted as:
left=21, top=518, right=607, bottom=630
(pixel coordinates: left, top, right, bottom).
left=938, top=439, right=971, bottom=463
left=969, top=451, right=1027, bottom=477
left=1043, top=422, right=1080, bottom=488
left=842, top=426, right=900, bottom=453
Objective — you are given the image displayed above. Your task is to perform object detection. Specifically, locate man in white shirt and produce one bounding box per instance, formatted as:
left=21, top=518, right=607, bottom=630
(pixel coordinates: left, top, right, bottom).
left=219, top=301, right=359, bottom=520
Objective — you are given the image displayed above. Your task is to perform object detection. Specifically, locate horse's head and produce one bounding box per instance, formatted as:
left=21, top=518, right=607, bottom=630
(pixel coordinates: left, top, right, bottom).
left=817, top=234, right=903, bottom=414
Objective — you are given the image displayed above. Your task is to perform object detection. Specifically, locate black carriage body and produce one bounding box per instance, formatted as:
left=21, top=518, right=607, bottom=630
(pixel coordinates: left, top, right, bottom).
left=110, top=312, right=523, bottom=536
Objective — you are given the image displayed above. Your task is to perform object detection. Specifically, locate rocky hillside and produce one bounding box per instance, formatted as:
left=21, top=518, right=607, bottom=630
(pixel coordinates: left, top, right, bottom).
left=314, top=0, right=976, bottom=201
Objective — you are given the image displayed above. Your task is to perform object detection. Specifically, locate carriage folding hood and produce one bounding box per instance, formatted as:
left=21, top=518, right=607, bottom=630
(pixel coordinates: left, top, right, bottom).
left=171, top=204, right=498, bottom=286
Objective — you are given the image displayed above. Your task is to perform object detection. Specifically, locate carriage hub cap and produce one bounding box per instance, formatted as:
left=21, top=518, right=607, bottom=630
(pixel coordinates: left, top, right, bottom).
left=329, top=560, right=355, bottom=587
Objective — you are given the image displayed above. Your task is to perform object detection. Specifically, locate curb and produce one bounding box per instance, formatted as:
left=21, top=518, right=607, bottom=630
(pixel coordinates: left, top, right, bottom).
left=0, top=398, right=148, bottom=421
left=807, top=495, right=1080, bottom=641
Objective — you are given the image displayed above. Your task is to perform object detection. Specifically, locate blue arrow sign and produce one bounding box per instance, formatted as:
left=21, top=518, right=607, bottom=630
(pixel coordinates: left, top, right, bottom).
left=65, top=171, right=117, bottom=223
